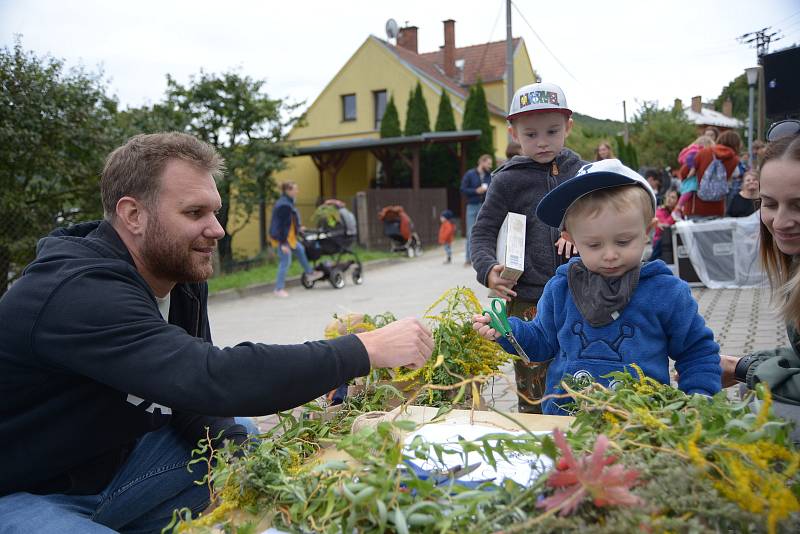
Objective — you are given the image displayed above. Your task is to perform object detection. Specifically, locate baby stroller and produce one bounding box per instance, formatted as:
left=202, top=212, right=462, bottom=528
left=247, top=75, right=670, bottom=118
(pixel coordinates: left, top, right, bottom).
left=301, top=200, right=363, bottom=289
left=378, top=205, right=423, bottom=258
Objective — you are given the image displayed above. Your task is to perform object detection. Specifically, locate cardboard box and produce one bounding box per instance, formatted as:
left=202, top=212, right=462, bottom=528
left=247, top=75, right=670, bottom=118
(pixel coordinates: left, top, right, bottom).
left=496, top=212, right=526, bottom=281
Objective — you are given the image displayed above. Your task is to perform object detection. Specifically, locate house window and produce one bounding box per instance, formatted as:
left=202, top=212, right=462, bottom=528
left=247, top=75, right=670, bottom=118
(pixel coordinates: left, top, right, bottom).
left=342, top=94, right=356, bottom=121
left=373, top=90, right=387, bottom=130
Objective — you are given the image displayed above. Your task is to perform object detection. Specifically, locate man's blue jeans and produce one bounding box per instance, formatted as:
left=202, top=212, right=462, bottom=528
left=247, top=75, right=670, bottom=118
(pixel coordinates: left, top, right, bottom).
left=464, top=202, right=481, bottom=263
left=0, top=417, right=257, bottom=533
left=275, top=242, right=313, bottom=290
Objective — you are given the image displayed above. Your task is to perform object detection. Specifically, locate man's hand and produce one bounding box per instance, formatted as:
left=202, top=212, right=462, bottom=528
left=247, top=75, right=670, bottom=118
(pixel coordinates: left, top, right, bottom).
left=477, top=183, right=488, bottom=194
left=472, top=314, right=500, bottom=341
left=555, top=237, right=577, bottom=258
left=356, top=317, right=434, bottom=370
left=720, top=354, right=741, bottom=388
left=280, top=243, right=290, bottom=254
left=487, top=264, right=517, bottom=301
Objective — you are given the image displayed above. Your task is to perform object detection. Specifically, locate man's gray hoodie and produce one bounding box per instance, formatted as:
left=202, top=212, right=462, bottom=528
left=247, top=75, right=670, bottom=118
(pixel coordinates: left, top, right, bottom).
left=470, top=149, right=588, bottom=302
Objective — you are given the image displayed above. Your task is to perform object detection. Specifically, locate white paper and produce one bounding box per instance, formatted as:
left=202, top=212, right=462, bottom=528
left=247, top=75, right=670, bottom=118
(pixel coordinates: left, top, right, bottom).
left=403, top=423, right=552, bottom=487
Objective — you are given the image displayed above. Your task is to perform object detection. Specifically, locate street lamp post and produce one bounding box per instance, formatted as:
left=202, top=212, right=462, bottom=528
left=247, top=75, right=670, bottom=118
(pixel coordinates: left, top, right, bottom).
left=745, top=67, right=759, bottom=166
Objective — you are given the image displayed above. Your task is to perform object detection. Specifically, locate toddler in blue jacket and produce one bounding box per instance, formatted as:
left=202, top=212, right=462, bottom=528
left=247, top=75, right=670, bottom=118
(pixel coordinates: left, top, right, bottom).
left=473, top=159, right=722, bottom=414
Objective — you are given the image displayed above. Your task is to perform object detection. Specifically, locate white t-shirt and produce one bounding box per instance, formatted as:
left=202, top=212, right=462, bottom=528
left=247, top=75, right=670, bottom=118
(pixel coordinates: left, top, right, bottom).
left=155, top=294, right=171, bottom=322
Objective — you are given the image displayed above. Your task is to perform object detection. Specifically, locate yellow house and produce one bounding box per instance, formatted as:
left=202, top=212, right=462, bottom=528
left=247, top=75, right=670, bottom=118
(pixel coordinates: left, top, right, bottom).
left=233, top=20, right=537, bottom=258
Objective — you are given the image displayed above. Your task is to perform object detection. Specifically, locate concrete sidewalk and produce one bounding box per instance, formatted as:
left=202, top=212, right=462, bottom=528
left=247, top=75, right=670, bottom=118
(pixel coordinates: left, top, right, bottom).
left=207, top=239, right=789, bottom=425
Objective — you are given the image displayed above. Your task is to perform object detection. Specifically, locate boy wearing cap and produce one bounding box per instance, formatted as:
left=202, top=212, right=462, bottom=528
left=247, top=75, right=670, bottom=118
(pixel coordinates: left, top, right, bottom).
left=472, top=160, right=721, bottom=415
left=470, top=82, right=588, bottom=413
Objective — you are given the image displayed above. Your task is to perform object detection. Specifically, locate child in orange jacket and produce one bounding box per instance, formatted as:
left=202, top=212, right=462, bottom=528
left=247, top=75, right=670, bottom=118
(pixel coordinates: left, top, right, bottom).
left=438, top=210, right=456, bottom=264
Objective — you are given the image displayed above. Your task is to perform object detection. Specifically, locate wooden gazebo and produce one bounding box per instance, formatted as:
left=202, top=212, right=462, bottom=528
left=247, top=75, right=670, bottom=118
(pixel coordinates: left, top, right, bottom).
left=295, top=130, right=481, bottom=198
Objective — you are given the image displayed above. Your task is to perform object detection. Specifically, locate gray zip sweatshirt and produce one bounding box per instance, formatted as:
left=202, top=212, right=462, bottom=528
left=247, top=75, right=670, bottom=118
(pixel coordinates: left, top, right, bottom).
left=470, top=149, right=588, bottom=302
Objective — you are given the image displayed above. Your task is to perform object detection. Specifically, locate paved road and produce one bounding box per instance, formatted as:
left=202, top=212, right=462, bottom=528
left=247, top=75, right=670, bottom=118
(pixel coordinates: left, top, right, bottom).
left=208, top=240, right=485, bottom=348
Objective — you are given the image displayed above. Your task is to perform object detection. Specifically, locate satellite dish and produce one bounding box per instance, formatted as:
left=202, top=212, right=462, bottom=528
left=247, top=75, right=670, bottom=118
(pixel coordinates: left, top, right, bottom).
left=385, top=18, right=399, bottom=40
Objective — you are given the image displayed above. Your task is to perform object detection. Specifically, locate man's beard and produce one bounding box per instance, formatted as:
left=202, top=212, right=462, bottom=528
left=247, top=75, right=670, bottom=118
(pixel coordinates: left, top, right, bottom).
left=141, top=214, right=215, bottom=284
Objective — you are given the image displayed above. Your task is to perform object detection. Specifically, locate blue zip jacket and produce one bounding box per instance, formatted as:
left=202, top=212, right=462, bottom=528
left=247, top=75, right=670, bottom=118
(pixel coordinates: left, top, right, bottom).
left=269, top=194, right=301, bottom=245
left=499, top=259, right=721, bottom=414
left=460, top=168, right=491, bottom=205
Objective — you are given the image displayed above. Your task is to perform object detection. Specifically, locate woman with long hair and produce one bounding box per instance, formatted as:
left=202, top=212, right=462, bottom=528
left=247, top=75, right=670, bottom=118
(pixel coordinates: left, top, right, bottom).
left=594, top=141, right=614, bottom=161
left=721, top=132, right=800, bottom=437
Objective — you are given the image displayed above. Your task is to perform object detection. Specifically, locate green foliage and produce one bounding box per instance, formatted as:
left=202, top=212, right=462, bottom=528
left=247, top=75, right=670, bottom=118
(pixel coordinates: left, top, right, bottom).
left=630, top=101, right=695, bottom=170
left=462, top=81, right=495, bottom=167
left=571, top=112, right=624, bottom=137
left=174, top=369, right=800, bottom=533
left=379, top=96, right=401, bottom=138
left=161, top=71, right=300, bottom=269
left=434, top=90, right=457, bottom=132
left=403, top=82, right=430, bottom=136
left=378, top=96, right=407, bottom=186
left=0, top=38, right=118, bottom=295
left=309, top=204, right=341, bottom=229
left=426, top=90, right=460, bottom=188
left=714, top=73, right=758, bottom=121
left=566, top=113, right=625, bottom=161
left=114, top=101, right=189, bottom=138
left=614, top=135, right=639, bottom=170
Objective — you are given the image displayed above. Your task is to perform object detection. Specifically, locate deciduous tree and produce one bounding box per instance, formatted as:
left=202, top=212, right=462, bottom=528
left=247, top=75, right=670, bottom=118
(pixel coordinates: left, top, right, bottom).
left=162, top=71, right=300, bottom=269
left=0, top=39, right=117, bottom=295
left=630, top=101, right=695, bottom=171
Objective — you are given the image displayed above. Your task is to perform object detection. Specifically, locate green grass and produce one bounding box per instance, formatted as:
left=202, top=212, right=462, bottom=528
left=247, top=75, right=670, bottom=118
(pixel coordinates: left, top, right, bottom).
left=207, top=246, right=401, bottom=294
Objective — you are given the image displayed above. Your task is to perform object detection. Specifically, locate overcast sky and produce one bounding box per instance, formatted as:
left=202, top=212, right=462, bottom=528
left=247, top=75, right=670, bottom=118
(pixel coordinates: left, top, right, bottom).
left=2, top=0, right=798, bottom=122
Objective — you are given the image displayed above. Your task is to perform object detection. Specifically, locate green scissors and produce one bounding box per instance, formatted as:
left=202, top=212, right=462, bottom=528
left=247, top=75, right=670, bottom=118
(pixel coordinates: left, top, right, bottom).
left=482, top=298, right=530, bottom=362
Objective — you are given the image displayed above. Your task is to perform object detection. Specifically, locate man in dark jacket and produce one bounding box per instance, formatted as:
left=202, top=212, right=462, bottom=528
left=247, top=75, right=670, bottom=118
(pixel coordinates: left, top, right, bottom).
left=460, top=154, right=493, bottom=266
left=0, top=133, right=433, bottom=532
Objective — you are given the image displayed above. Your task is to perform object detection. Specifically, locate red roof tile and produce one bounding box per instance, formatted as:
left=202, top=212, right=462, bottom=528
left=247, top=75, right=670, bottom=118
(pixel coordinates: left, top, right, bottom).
left=375, top=37, right=508, bottom=117
left=418, top=38, right=520, bottom=85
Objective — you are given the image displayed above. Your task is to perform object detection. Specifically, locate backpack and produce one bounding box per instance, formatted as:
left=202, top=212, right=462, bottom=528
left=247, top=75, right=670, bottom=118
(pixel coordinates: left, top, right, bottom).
left=697, top=155, right=729, bottom=202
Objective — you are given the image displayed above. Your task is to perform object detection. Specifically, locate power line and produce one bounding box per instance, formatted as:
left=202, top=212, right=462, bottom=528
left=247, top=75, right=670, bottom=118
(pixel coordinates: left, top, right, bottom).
left=510, top=1, right=580, bottom=83
left=475, top=0, right=506, bottom=78
left=770, top=9, right=800, bottom=27
left=738, top=27, right=782, bottom=57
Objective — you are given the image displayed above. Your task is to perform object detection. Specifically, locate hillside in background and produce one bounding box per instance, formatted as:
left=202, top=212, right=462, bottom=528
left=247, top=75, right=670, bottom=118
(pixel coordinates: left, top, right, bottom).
left=572, top=112, right=625, bottom=137
left=566, top=112, right=625, bottom=160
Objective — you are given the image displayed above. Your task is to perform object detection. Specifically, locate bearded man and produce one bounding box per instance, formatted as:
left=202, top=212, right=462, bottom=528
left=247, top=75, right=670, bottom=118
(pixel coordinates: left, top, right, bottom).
left=0, top=133, right=433, bottom=532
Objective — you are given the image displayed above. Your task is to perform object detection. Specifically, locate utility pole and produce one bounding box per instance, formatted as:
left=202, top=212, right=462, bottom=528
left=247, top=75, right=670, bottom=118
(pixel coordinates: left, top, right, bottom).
left=738, top=27, right=782, bottom=140
left=505, top=0, right=514, bottom=142
left=622, top=100, right=629, bottom=144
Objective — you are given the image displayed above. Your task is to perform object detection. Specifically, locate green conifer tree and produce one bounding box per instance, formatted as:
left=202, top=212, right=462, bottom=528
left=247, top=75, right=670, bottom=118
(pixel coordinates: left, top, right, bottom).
left=428, top=90, right=459, bottom=187
left=378, top=95, right=408, bottom=186
left=404, top=82, right=430, bottom=136
left=462, top=80, right=495, bottom=166
left=379, top=96, right=401, bottom=138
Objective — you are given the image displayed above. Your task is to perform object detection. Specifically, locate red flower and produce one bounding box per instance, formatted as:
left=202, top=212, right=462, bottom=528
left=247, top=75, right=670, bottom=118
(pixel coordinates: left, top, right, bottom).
left=537, top=429, right=643, bottom=516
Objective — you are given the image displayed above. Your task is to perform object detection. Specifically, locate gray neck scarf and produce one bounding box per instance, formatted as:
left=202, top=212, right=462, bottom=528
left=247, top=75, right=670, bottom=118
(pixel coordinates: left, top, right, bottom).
left=567, top=261, right=642, bottom=327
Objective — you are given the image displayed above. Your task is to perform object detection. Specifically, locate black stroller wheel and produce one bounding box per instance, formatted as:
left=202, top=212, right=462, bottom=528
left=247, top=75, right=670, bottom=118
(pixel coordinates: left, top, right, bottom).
left=330, top=270, right=345, bottom=289
left=352, top=266, right=363, bottom=285
left=301, top=272, right=315, bottom=289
